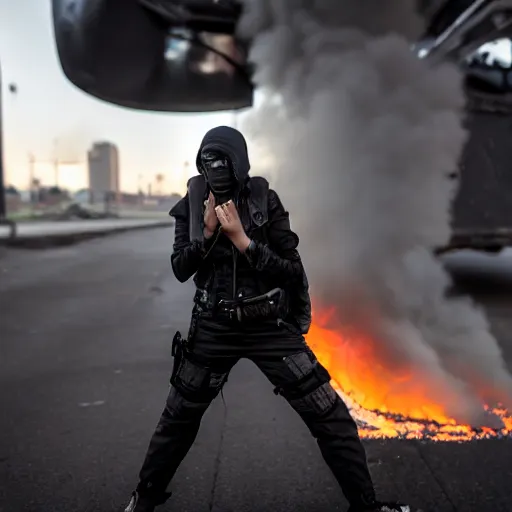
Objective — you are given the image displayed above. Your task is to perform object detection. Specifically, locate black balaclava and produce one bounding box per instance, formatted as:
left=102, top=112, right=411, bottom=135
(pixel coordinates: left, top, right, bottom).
left=196, top=126, right=251, bottom=205
left=200, top=145, right=237, bottom=205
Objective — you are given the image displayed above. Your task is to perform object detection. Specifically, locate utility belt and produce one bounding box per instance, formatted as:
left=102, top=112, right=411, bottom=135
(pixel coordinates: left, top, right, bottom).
left=193, top=287, right=285, bottom=324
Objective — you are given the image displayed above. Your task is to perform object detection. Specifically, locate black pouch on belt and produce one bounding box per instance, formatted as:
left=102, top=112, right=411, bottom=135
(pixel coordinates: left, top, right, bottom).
left=217, top=288, right=285, bottom=323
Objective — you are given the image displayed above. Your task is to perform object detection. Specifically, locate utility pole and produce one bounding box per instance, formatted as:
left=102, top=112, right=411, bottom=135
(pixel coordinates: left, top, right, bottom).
left=54, top=158, right=59, bottom=188
left=0, top=59, right=6, bottom=219
left=28, top=153, right=35, bottom=189
left=53, top=138, right=59, bottom=188
left=28, top=153, right=35, bottom=211
left=0, top=59, right=18, bottom=232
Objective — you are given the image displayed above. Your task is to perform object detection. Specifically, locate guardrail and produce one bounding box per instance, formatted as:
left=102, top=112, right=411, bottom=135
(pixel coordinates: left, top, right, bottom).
left=0, top=218, right=173, bottom=248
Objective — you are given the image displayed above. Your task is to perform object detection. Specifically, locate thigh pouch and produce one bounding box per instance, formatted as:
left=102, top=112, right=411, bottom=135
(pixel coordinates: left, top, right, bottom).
left=170, top=331, right=229, bottom=403
left=273, top=350, right=338, bottom=416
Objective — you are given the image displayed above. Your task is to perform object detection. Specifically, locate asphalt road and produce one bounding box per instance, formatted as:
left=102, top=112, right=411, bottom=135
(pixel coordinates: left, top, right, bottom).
left=1, top=229, right=512, bottom=512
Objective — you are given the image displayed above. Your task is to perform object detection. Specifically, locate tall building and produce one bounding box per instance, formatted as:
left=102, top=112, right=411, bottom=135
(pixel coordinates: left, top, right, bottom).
left=87, top=142, right=120, bottom=202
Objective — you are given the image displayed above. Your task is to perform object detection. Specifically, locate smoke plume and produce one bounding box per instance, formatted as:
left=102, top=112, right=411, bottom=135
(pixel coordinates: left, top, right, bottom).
left=238, top=0, right=512, bottom=427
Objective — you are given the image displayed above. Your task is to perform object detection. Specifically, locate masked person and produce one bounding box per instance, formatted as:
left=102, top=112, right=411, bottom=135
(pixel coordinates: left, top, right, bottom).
left=124, top=126, right=412, bottom=512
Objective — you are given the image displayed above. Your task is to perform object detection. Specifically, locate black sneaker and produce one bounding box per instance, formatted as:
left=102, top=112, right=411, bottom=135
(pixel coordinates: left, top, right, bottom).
left=373, top=504, right=411, bottom=512
left=123, top=490, right=172, bottom=512
left=124, top=491, right=154, bottom=512
left=349, top=502, right=411, bottom=512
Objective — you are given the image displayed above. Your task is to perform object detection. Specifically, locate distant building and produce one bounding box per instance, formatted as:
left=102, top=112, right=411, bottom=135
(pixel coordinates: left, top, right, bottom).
left=87, top=141, right=120, bottom=203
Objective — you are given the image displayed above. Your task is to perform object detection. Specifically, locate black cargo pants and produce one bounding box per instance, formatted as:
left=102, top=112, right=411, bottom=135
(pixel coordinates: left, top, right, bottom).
left=135, top=315, right=376, bottom=508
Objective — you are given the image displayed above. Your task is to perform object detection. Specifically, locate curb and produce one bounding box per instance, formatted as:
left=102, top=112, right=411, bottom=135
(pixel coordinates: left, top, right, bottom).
left=0, top=221, right=173, bottom=249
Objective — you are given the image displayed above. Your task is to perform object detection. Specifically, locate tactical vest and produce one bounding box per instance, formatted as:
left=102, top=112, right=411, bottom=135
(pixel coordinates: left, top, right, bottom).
left=172, top=174, right=312, bottom=334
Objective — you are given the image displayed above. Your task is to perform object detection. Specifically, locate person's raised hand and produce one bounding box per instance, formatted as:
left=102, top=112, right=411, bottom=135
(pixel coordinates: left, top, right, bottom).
left=215, top=200, right=251, bottom=252
left=203, top=192, right=218, bottom=239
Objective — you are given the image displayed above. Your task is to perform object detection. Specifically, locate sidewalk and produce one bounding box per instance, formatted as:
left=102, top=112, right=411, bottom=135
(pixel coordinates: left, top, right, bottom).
left=0, top=218, right=173, bottom=247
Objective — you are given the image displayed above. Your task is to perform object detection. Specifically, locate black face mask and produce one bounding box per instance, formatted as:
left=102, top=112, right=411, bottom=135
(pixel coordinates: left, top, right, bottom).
left=200, top=149, right=236, bottom=205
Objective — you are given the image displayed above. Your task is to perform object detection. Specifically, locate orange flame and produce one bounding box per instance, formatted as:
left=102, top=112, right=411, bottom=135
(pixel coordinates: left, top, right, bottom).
left=305, top=306, right=512, bottom=441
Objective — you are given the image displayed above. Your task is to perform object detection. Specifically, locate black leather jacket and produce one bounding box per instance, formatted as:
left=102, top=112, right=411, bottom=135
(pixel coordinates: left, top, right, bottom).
left=170, top=186, right=310, bottom=331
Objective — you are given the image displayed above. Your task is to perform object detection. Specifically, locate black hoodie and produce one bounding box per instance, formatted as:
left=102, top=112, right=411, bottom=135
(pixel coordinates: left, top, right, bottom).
left=195, top=125, right=251, bottom=186
left=169, top=126, right=312, bottom=334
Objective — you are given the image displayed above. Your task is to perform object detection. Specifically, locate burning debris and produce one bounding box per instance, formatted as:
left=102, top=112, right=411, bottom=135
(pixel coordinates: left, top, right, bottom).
left=306, top=312, right=512, bottom=442
left=344, top=392, right=512, bottom=442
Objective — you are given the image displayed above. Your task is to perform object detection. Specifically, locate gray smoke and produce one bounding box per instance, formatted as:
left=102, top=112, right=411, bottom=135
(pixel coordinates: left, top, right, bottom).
left=238, top=0, right=512, bottom=427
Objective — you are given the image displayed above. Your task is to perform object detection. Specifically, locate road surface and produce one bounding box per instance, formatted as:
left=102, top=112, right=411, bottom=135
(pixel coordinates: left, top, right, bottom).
left=1, top=229, right=511, bottom=512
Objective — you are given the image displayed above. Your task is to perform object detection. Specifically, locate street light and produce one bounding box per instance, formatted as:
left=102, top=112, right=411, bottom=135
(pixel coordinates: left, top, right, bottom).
left=0, top=58, right=18, bottom=238
left=0, top=58, right=6, bottom=219
left=0, top=59, right=17, bottom=218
